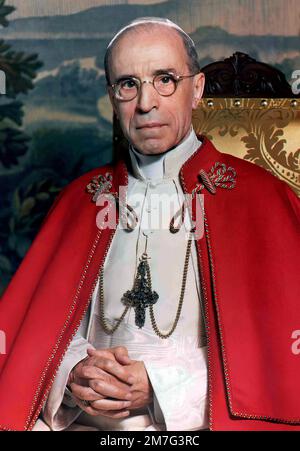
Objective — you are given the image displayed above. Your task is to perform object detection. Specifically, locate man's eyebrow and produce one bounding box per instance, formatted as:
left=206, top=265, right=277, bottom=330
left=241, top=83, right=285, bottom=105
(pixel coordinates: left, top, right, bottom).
left=116, top=74, right=136, bottom=81
left=113, top=68, right=179, bottom=83
left=114, top=74, right=136, bottom=83
left=152, top=68, right=178, bottom=75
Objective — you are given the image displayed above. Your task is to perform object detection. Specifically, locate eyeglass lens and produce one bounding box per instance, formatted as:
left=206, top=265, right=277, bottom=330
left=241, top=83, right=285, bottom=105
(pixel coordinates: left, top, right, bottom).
left=116, top=74, right=177, bottom=100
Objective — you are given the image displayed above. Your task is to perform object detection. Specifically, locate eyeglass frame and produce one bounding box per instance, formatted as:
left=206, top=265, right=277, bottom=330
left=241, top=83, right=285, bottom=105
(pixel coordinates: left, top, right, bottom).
left=109, top=71, right=200, bottom=101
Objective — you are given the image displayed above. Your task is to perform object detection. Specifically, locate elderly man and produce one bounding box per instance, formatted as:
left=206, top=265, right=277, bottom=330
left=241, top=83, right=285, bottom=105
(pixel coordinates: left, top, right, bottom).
left=0, top=17, right=299, bottom=432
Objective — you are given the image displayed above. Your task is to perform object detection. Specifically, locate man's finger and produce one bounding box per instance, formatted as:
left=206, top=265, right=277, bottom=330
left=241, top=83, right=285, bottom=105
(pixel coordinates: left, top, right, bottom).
left=89, top=356, right=134, bottom=385
left=73, top=397, right=105, bottom=416
left=87, top=348, right=116, bottom=361
left=90, top=398, right=132, bottom=411
left=113, top=347, right=132, bottom=365
left=89, top=378, right=133, bottom=401
left=77, top=364, right=108, bottom=381
left=70, top=382, right=104, bottom=402
left=88, top=346, right=132, bottom=365
left=74, top=397, right=130, bottom=418
left=87, top=347, right=134, bottom=373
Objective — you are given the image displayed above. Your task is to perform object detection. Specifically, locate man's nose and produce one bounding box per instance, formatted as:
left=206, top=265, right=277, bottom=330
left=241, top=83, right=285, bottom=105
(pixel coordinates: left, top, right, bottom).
left=136, top=81, right=159, bottom=113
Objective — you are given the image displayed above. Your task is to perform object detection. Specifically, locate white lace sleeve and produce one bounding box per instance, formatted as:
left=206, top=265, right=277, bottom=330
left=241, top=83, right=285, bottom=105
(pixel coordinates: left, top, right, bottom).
left=143, top=346, right=208, bottom=431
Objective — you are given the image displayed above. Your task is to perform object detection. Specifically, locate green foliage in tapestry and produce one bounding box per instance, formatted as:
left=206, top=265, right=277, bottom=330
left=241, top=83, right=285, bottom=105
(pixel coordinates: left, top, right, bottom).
left=0, top=1, right=44, bottom=294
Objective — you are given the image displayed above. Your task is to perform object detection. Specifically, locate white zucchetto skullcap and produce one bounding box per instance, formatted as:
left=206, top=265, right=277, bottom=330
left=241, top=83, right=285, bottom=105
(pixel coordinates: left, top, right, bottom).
left=106, top=17, right=195, bottom=49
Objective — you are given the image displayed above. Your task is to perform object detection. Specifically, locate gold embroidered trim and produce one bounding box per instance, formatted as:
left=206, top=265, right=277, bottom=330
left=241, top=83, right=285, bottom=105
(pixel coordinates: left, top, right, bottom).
left=180, top=169, right=214, bottom=431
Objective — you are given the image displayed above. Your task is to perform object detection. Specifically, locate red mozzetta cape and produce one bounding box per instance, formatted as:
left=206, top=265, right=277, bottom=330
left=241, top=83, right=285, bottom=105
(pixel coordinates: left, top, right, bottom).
left=0, top=138, right=299, bottom=431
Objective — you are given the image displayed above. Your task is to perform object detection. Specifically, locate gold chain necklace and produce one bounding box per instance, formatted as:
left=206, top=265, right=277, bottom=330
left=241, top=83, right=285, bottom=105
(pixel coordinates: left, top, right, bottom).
left=98, top=203, right=194, bottom=339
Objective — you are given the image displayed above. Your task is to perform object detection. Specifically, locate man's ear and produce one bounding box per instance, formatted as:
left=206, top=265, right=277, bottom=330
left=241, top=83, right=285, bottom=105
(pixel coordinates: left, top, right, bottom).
left=107, top=86, right=119, bottom=119
left=192, top=72, right=205, bottom=110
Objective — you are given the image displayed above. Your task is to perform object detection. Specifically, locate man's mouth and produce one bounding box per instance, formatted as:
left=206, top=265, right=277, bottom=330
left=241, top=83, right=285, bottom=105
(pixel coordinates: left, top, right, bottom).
left=136, top=123, right=165, bottom=129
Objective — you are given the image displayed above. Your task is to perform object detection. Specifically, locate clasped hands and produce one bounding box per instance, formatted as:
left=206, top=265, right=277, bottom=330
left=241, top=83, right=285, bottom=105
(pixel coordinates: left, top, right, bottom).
left=67, top=347, right=153, bottom=419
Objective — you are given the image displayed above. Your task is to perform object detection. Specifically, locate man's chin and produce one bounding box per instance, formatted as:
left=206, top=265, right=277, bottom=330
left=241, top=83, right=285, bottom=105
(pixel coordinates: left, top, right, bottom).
left=134, top=145, right=170, bottom=156
left=131, top=138, right=174, bottom=156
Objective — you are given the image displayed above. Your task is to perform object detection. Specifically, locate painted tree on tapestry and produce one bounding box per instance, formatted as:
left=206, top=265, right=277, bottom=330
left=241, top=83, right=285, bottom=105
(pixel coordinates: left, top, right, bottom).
left=0, top=0, right=43, bottom=295
left=0, top=1, right=114, bottom=296
left=0, top=0, right=42, bottom=167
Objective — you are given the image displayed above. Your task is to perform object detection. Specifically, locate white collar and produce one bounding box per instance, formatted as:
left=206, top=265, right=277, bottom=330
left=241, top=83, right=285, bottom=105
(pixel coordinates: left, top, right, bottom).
left=128, top=127, right=202, bottom=181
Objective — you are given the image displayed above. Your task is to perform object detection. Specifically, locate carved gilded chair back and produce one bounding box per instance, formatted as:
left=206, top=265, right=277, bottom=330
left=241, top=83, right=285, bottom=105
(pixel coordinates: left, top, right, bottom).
left=192, top=97, right=299, bottom=195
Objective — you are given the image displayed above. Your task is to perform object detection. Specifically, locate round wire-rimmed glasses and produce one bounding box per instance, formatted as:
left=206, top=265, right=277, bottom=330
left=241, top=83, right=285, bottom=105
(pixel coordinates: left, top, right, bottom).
left=110, top=72, right=198, bottom=101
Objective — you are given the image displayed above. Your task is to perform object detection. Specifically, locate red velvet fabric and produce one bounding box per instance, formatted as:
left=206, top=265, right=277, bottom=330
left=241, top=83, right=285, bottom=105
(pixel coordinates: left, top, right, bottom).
left=0, top=138, right=299, bottom=430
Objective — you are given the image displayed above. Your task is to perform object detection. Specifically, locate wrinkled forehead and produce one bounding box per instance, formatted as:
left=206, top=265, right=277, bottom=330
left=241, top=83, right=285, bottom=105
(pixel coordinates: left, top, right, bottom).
left=109, top=25, right=188, bottom=76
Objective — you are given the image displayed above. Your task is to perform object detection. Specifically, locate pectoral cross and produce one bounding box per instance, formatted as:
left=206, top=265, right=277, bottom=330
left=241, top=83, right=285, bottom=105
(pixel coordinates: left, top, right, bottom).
left=121, top=233, right=159, bottom=328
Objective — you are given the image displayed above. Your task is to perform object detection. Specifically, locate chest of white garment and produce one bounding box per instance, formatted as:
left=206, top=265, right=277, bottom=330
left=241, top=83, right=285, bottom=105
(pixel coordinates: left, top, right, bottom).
left=87, top=174, right=206, bottom=357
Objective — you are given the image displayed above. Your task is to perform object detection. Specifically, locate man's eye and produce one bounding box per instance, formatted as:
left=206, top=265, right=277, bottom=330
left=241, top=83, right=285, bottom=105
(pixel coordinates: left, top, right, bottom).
left=121, top=79, right=137, bottom=89
left=159, top=74, right=174, bottom=84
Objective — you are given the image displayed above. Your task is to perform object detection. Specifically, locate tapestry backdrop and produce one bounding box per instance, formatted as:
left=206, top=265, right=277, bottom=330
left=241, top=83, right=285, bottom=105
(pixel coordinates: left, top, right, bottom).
left=0, top=0, right=299, bottom=294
